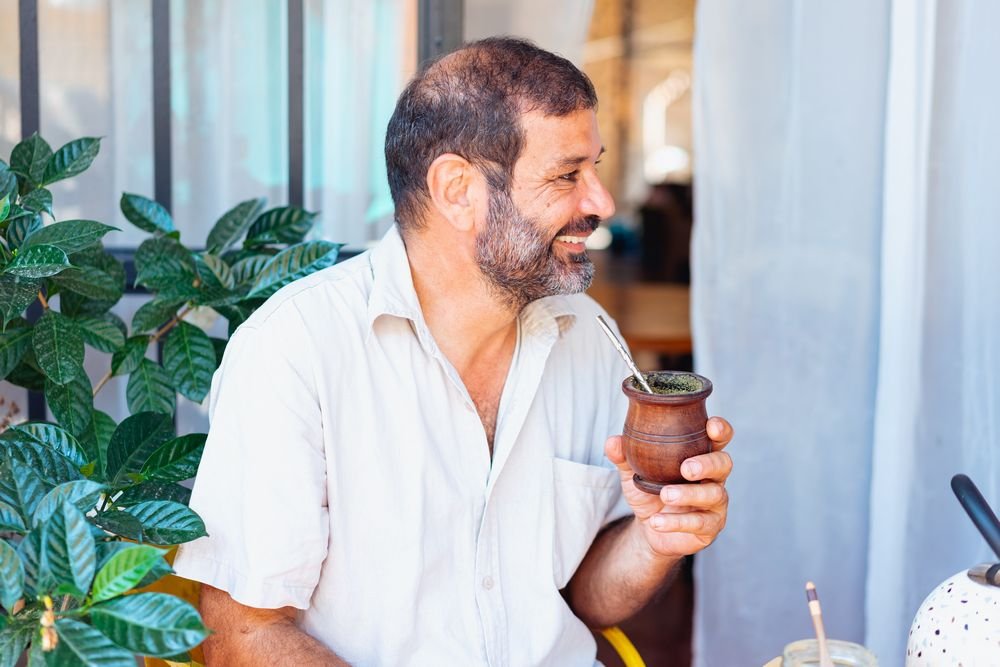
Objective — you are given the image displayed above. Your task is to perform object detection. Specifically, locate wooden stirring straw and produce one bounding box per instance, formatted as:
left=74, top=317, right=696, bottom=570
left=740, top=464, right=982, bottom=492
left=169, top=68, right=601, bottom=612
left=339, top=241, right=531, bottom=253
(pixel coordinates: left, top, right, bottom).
left=805, top=581, right=834, bottom=667
left=596, top=315, right=654, bottom=394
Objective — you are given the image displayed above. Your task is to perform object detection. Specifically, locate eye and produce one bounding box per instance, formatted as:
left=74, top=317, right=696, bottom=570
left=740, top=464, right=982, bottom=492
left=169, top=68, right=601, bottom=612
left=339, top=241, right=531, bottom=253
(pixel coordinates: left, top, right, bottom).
left=559, top=170, right=580, bottom=182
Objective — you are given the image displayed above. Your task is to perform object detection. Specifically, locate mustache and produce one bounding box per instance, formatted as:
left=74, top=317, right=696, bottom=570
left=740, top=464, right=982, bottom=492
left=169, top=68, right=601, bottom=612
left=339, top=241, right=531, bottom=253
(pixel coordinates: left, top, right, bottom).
left=556, top=216, right=601, bottom=237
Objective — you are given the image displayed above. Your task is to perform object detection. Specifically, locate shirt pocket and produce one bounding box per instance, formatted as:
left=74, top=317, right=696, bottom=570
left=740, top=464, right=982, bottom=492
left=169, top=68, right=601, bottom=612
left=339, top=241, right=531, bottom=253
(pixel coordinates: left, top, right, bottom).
left=551, top=456, right=623, bottom=590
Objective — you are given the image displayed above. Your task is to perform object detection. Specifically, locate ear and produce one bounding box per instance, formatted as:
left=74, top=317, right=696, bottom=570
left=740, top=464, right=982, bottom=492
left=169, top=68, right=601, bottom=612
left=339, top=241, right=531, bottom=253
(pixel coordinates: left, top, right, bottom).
left=426, top=153, right=482, bottom=232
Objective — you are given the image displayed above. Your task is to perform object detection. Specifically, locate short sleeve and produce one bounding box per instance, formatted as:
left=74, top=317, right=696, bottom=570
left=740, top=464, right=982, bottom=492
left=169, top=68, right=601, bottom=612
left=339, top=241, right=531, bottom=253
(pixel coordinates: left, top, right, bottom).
left=173, top=308, right=328, bottom=610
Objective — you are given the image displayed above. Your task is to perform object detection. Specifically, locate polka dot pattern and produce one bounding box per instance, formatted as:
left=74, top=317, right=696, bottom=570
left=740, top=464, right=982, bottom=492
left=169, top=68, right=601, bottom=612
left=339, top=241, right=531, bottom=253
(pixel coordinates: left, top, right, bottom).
left=906, top=568, right=1000, bottom=665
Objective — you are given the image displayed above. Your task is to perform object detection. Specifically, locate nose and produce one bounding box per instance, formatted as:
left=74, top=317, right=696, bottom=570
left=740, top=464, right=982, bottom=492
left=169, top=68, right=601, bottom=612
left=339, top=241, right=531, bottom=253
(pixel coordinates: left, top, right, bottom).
left=580, top=170, right=616, bottom=220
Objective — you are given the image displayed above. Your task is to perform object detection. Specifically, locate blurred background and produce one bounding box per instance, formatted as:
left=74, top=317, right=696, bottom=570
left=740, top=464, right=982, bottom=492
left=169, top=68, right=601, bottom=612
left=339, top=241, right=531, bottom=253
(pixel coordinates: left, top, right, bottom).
left=1, top=1, right=999, bottom=665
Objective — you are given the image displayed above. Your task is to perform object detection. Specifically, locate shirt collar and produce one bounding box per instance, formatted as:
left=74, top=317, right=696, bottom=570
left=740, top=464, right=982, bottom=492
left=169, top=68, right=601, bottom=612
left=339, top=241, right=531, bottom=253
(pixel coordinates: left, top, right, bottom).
left=366, top=224, right=579, bottom=339
left=366, top=225, right=423, bottom=333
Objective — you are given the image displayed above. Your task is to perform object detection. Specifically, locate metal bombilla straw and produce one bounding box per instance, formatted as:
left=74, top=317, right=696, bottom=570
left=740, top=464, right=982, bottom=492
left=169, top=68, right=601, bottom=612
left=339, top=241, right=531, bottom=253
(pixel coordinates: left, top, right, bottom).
left=596, top=315, right=654, bottom=394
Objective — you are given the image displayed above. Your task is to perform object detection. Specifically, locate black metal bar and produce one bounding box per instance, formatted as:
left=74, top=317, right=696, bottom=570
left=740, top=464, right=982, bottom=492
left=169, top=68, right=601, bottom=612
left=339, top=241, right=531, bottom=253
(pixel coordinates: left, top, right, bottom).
left=18, top=0, right=39, bottom=138
left=152, top=0, right=172, bottom=211
left=418, top=0, right=463, bottom=64
left=287, top=0, right=304, bottom=207
left=19, top=0, right=44, bottom=419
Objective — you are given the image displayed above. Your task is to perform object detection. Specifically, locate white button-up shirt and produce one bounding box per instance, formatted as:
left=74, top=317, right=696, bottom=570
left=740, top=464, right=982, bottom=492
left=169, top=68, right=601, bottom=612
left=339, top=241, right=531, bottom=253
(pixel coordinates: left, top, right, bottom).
left=175, top=225, right=632, bottom=666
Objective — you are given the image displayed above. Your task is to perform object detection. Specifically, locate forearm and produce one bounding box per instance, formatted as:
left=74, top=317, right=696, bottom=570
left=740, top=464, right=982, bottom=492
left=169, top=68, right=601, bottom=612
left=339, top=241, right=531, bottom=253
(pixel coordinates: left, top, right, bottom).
left=203, top=617, right=350, bottom=666
left=200, top=586, right=350, bottom=666
left=564, top=516, right=681, bottom=628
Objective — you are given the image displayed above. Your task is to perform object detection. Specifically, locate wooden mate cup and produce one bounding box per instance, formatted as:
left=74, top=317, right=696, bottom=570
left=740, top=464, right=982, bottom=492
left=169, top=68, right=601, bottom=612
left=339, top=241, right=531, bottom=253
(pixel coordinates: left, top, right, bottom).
left=621, top=370, right=713, bottom=495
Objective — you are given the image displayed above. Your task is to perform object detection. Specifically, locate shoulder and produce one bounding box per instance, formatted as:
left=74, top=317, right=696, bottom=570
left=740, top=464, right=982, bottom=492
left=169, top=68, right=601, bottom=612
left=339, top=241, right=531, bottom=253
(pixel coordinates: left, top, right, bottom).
left=236, top=251, right=373, bottom=337
left=535, top=292, right=628, bottom=375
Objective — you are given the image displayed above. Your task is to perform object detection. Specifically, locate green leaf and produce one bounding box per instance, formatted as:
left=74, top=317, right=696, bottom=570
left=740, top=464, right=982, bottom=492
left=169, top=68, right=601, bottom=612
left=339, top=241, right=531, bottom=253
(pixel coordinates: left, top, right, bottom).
left=248, top=240, right=343, bottom=298
left=1, top=441, right=82, bottom=488
left=5, top=211, right=42, bottom=250
left=74, top=313, right=126, bottom=352
left=0, top=622, right=32, bottom=667
left=0, top=164, right=16, bottom=203
left=4, top=422, right=88, bottom=467
left=0, top=501, right=25, bottom=533
left=105, top=412, right=174, bottom=485
left=89, top=409, right=117, bottom=478
left=91, top=544, right=166, bottom=603
left=42, top=137, right=101, bottom=185
left=230, top=254, right=271, bottom=286
left=49, top=617, right=136, bottom=667
left=126, top=359, right=175, bottom=416
left=44, top=374, right=93, bottom=437
left=10, top=132, right=53, bottom=186
left=115, top=481, right=190, bottom=507
left=213, top=302, right=255, bottom=336
left=244, top=206, right=317, bottom=247
left=0, top=319, right=31, bottom=379
left=140, top=434, right=205, bottom=483
left=51, top=266, right=123, bottom=302
left=32, top=311, right=84, bottom=384
left=19, top=188, right=52, bottom=217
left=124, top=501, right=206, bottom=545
left=3, top=243, right=70, bottom=279
left=92, top=510, right=143, bottom=541
left=120, top=193, right=174, bottom=235
left=131, top=297, right=184, bottom=335
left=42, top=501, right=96, bottom=597
left=162, top=322, right=215, bottom=403
left=4, top=352, right=45, bottom=391
left=22, top=219, right=117, bottom=255
left=134, top=236, right=197, bottom=290
left=0, top=457, right=53, bottom=520
left=206, top=197, right=266, bottom=254
left=32, top=480, right=106, bottom=527
left=111, top=335, right=149, bottom=376
left=0, top=541, right=23, bottom=611
left=17, top=529, right=50, bottom=598
left=197, top=253, right=234, bottom=289
left=91, top=592, right=208, bottom=657
left=0, top=195, right=7, bottom=223
left=209, top=336, right=227, bottom=365
left=0, top=274, right=40, bottom=327
left=60, top=248, right=125, bottom=318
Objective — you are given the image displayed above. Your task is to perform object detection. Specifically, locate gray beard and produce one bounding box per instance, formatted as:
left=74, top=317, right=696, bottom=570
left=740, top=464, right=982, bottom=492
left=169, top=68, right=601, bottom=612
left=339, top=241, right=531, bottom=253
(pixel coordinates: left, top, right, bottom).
left=475, top=189, right=595, bottom=312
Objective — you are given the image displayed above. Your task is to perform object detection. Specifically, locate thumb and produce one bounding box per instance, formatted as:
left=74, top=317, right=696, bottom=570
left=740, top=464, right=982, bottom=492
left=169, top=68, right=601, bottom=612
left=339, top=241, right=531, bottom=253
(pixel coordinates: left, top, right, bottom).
left=604, top=436, right=630, bottom=472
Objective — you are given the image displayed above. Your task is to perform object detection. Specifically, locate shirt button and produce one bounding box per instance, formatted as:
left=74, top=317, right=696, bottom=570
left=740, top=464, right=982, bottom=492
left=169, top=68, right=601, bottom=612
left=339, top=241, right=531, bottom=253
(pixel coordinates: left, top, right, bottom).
left=482, top=576, right=494, bottom=590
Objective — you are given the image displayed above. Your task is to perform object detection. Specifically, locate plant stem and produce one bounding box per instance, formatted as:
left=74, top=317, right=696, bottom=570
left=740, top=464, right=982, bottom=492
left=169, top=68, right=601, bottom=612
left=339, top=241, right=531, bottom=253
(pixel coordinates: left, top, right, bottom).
left=37, top=290, right=49, bottom=310
left=92, top=371, right=113, bottom=397
left=151, top=304, right=193, bottom=345
left=91, top=304, right=193, bottom=399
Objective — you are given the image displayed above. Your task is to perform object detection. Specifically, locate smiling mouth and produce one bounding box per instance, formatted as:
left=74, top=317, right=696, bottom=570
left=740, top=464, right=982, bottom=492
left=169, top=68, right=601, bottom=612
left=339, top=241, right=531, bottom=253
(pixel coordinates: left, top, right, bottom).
left=554, top=234, right=591, bottom=245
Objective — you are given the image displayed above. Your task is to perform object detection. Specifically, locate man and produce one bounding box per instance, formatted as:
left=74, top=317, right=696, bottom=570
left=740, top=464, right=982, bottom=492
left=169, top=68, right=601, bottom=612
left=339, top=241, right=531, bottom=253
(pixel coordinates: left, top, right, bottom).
left=175, top=37, right=732, bottom=666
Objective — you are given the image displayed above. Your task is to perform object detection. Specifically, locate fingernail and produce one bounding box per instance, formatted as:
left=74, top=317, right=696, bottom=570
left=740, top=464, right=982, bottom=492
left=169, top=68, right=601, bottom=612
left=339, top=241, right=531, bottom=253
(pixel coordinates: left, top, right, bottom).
left=684, top=461, right=702, bottom=477
left=651, top=515, right=665, bottom=529
left=662, top=487, right=681, bottom=502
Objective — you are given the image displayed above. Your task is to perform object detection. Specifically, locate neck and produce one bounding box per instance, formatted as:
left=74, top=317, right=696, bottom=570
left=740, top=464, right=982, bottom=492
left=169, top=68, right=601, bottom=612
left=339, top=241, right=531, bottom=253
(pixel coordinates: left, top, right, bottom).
left=403, top=226, right=519, bottom=375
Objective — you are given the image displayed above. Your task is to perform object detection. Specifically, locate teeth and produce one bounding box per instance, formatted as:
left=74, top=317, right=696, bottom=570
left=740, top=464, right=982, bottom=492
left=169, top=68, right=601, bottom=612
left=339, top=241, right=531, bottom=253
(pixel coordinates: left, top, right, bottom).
left=556, top=235, right=587, bottom=243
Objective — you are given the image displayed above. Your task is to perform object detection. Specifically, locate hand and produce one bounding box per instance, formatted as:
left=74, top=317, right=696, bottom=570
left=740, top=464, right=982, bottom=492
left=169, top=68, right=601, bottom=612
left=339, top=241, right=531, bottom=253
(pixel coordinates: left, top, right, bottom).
left=605, top=416, right=733, bottom=559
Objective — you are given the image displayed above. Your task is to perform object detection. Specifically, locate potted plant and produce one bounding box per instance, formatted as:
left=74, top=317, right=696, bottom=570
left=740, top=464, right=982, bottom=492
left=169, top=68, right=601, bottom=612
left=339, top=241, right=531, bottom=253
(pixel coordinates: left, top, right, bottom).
left=0, top=133, right=341, bottom=665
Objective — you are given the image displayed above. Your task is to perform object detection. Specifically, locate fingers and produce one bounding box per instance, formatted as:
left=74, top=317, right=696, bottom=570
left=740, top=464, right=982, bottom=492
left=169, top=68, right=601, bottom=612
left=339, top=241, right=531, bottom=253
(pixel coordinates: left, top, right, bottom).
left=604, top=435, right=631, bottom=473
left=681, top=451, right=732, bottom=483
left=706, top=416, right=733, bottom=450
left=648, top=509, right=725, bottom=535
left=659, top=481, right=728, bottom=509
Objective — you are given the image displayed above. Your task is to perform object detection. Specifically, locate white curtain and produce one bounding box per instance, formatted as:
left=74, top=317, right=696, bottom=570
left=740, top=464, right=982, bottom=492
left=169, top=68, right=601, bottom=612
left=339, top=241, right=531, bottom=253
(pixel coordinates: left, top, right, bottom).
left=693, top=1, right=1000, bottom=664
left=304, top=0, right=416, bottom=247
left=1, top=0, right=415, bottom=428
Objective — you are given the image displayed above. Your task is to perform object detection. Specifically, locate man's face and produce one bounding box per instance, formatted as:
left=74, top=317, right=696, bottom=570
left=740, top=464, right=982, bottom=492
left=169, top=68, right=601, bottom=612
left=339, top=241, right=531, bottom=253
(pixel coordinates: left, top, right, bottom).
left=474, top=109, right=615, bottom=310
